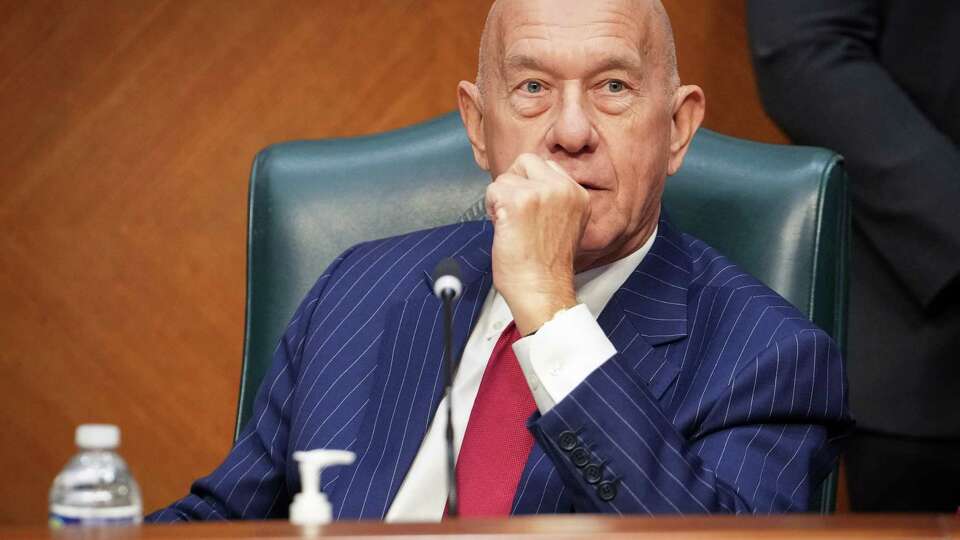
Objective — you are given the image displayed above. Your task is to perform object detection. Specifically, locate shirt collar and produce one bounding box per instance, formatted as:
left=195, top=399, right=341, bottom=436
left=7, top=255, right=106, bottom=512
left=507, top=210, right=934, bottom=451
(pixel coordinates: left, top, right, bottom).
left=573, top=226, right=658, bottom=317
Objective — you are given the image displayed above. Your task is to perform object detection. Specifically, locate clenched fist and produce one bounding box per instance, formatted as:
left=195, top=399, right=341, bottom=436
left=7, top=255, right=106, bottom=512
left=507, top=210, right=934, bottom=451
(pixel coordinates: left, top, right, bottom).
left=486, top=153, right=591, bottom=335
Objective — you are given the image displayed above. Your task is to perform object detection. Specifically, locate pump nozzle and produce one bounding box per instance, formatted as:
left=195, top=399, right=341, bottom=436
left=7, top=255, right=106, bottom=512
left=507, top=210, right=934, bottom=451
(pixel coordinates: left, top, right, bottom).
left=290, top=449, right=355, bottom=525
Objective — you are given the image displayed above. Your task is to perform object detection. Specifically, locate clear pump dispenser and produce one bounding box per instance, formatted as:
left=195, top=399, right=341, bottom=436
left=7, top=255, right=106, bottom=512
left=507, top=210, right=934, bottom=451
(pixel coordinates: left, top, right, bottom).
left=289, top=449, right=355, bottom=525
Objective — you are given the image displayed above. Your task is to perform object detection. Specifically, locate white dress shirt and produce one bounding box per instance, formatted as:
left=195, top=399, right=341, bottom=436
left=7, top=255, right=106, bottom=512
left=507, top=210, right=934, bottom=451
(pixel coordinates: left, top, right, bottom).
left=385, top=228, right=657, bottom=522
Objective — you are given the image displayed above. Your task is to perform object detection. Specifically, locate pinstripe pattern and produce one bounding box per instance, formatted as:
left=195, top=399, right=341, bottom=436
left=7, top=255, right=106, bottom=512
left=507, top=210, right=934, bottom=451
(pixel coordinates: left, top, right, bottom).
left=148, top=215, right=849, bottom=521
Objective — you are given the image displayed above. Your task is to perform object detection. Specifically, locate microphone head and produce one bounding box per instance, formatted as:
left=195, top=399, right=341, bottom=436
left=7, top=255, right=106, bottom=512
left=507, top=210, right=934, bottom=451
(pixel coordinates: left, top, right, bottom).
left=432, top=258, right=463, bottom=300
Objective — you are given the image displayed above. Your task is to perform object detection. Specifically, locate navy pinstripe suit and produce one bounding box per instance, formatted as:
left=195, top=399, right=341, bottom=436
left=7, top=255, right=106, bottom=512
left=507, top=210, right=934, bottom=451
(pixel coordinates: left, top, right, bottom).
left=149, top=214, right=850, bottom=520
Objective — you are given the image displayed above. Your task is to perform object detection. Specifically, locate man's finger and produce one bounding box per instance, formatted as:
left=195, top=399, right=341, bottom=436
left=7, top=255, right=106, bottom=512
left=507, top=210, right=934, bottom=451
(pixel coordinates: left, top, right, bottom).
left=506, top=153, right=554, bottom=181
left=546, top=160, right=582, bottom=189
left=544, top=159, right=571, bottom=180
left=485, top=182, right=511, bottom=223
left=507, top=153, right=579, bottom=189
left=490, top=172, right=526, bottom=185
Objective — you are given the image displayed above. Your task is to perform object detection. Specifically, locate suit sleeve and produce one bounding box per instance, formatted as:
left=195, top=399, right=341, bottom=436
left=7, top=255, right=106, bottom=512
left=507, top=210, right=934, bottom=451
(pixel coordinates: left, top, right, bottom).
left=146, top=250, right=354, bottom=522
left=747, top=0, right=960, bottom=308
left=530, top=329, right=848, bottom=514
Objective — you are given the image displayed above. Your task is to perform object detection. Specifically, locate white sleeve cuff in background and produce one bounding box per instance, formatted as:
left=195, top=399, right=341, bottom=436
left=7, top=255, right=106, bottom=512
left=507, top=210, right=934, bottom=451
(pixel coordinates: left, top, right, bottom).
left=512, top=304, right=617, bottom=413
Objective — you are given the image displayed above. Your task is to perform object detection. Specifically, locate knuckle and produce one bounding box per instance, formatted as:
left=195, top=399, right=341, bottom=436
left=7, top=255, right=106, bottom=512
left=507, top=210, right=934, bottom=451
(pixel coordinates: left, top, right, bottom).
left=485, top=184, right=501, bottom=202
left=516, top=153, right=540, bottom=170
left=494, top=172, right=519, bottom=184
left=485, top=184, right=503, bottom=203
left=514, top=189, right=537, bottom=208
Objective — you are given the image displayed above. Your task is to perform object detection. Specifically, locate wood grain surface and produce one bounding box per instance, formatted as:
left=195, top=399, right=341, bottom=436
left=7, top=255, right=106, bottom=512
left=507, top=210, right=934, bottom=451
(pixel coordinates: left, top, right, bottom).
left=5, top=515, right=959, bottom=540
left=0, top=0, right=787, bottom=525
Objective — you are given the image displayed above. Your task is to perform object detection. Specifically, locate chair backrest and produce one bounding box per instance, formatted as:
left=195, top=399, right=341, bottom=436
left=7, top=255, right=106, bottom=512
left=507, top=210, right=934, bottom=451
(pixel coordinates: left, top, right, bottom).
left=238, top=111, right=849, bottom=512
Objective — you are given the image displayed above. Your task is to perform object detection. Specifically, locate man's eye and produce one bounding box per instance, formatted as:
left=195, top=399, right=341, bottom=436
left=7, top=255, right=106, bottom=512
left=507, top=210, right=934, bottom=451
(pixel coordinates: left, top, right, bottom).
left=524, top=80, right=543, bottom=93
left=607, top=80, right=626, bottom=93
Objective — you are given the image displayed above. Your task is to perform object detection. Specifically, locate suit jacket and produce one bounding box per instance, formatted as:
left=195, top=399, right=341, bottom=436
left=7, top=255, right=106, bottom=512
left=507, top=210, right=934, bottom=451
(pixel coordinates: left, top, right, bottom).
left=747, top=0, right=960, bottom=437
left=148, top=215, right=850, bottom=520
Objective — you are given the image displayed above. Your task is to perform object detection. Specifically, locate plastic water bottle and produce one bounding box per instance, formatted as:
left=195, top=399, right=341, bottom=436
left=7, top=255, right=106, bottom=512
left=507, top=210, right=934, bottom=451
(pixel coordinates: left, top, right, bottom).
left=49, top=424, right=142, bottom=527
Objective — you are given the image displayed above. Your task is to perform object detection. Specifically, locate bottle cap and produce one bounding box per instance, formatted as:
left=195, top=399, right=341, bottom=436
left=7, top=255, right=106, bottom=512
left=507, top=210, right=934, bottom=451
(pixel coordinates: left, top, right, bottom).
left=289, top=449, right=355, bottom=526
left=76, top=424, right=120, bottom=449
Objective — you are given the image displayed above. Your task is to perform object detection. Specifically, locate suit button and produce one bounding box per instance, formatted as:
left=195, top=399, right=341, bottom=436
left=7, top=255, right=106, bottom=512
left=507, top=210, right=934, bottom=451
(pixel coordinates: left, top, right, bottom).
left=597, top=481, right=618, bottom=502
left=558, top=431, right=578, bottom=451
left=571, top=447, right=590, bottom=468
left=583, top=463, right=603, bottom=484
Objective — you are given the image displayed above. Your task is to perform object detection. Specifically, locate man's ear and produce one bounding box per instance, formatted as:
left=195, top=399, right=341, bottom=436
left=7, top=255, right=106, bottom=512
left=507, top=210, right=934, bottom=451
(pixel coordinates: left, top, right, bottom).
left=667, top=84, right=705, bottom=176
left=457, top=81, right=489, bottom=171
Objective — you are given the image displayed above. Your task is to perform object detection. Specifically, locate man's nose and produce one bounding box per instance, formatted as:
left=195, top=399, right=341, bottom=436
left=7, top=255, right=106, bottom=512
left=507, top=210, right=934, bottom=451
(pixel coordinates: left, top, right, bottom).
left=547, top=87, right=598, bottom=155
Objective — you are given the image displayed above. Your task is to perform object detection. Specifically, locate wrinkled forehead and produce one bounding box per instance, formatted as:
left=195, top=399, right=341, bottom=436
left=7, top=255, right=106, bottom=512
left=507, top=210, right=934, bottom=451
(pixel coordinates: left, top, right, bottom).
left=494, top=0, right=652, bottom=74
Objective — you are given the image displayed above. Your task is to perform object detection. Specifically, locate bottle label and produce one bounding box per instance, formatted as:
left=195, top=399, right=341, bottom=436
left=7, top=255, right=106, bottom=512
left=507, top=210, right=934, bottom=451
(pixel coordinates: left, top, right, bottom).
left=49, top=504, right=142, bottom=528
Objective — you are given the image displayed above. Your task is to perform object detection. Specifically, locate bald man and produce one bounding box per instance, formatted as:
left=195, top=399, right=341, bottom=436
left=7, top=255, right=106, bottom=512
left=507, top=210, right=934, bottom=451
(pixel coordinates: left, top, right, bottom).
left=149, top=0, right=849, bottom=520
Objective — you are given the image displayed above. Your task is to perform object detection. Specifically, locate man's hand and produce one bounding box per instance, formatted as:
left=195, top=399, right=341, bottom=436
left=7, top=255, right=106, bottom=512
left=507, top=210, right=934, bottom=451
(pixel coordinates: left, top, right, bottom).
left=486, top=154, right=591, bottom=335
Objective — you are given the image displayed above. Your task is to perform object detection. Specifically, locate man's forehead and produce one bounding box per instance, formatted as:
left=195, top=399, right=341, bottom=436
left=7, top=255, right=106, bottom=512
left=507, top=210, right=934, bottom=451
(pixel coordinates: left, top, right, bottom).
left=493, top=0, right=652, bottom=53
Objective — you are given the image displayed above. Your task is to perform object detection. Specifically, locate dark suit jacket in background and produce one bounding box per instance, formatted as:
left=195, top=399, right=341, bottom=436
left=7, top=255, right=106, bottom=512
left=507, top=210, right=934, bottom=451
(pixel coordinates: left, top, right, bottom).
left=148, top=216, right=849, bottom=520
left=747, top=0, right=960, bottom=439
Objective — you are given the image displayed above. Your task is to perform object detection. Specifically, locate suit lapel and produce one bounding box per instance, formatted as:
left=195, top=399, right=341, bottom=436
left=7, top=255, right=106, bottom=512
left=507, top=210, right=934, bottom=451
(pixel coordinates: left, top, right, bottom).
left=330, top=222, right=494, bottom=519
left=602, top=215, right=690, bottom=398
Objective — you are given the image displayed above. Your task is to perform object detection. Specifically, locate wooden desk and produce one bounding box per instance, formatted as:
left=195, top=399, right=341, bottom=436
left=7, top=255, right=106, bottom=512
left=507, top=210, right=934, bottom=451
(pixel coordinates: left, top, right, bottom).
left=4, top=515, right=959, bottom=540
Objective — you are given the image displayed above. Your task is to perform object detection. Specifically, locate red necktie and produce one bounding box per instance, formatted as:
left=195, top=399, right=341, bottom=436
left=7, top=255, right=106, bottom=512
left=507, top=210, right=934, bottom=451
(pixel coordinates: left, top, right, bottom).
left=456, top=322, right=537, bottom=516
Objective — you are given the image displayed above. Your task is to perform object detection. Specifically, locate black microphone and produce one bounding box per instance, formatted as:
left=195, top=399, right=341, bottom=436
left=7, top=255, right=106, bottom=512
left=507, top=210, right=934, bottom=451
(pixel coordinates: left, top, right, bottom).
left=432, top=257, right=463, bottom=301
left=432, top=257, right=462, bottom=517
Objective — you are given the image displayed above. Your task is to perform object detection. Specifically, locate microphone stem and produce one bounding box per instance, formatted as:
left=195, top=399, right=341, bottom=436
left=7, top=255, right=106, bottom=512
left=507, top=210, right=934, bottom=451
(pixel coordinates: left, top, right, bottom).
left=442, top=293, right=459, bottom=517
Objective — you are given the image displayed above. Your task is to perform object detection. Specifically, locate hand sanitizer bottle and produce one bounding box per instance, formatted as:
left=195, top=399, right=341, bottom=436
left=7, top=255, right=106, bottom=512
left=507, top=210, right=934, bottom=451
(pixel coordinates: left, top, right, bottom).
left=289, top=449, right=355, bottom=526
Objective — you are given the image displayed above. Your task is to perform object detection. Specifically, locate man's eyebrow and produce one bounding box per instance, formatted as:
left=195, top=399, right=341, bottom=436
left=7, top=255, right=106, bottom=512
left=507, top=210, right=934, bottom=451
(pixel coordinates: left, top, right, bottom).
left=589, top=54, right=645, bottom=76
left=502, top=53, right=549, bottom=73
left=501, top=53, right=646, bottom=78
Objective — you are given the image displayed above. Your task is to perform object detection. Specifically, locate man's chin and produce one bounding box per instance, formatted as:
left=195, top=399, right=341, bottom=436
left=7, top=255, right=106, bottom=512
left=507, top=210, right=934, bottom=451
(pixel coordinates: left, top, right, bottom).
left=577, top=235, right=609, bottom=255
left=576, top=222, right=655, bottom=270
left=575, top=230, right=621, bottom=270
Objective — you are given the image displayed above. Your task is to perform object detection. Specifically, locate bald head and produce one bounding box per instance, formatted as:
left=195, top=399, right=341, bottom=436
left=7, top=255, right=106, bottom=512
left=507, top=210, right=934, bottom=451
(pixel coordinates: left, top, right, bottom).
left=475, top=0, right=680, bottom=97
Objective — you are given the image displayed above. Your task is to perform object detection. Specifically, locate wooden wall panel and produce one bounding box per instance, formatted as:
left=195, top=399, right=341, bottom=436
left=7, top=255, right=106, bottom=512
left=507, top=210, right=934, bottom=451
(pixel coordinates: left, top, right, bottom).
left=664, top=1, right=788, bottom=143
left=0, top=0, right=786, bottom=525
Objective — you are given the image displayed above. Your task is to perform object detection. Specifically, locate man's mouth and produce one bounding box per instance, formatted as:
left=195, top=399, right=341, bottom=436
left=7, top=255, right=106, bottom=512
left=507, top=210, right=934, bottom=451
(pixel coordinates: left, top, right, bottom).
left=576, top=180, right=606, bottom=191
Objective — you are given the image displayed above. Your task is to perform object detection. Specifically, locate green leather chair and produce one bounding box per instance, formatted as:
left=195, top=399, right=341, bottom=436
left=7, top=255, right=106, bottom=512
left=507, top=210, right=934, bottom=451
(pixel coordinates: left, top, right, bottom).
left=237, top=111, right=849, bottom=513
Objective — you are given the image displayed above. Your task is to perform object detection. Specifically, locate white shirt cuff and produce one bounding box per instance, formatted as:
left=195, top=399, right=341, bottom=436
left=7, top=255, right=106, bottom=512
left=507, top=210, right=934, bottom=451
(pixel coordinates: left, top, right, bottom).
left=512, top=304, right=617, bottom=413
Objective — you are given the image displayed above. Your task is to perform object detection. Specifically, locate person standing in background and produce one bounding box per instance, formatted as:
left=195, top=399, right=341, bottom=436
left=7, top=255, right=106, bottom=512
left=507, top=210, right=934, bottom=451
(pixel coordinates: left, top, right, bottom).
left=747, top=1, right=960, bottom=512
